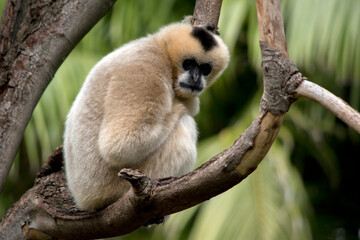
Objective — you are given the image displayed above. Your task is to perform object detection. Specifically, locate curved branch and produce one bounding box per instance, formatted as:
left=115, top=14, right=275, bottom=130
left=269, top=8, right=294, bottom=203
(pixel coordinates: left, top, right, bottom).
left=296, top=80, right=360, bottom=133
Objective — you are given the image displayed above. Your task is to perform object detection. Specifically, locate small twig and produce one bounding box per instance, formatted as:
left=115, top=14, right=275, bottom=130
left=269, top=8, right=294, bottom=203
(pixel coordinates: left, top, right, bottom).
left=296, top=80, right=360, bottom=134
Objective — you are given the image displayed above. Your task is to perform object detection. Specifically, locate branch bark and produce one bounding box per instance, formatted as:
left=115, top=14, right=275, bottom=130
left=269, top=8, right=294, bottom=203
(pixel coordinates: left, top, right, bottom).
left=193, top=0, right=223, bottom=27
left=296, top=80, right=360, bottom=134
left=0, top=0, right=117, bottom=194
left=256, top=0, right=360, bottom=132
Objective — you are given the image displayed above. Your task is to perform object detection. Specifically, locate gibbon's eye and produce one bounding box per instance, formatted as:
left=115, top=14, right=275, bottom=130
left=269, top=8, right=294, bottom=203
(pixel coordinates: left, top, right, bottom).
left=182, top=58, right=197, bottom=71
left=199, top=63, right=212, bottom=76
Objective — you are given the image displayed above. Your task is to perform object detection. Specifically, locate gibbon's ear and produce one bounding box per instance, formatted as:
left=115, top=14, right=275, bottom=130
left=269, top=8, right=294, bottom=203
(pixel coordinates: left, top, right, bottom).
left=181, top=15, right=194, bottom=25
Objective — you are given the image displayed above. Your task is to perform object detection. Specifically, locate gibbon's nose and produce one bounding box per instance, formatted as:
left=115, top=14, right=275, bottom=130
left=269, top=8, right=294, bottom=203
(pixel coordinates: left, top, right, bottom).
left=189, top=67, right=201, bottom=83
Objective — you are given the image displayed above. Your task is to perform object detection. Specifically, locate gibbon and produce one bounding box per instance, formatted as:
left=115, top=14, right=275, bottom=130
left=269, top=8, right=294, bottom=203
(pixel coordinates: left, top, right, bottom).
left=64, top=19, right=230, bottom=210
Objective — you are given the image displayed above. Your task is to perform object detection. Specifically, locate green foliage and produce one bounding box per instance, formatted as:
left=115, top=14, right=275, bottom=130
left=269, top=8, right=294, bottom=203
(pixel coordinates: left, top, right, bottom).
left=1, top=0, right=360, bottom=238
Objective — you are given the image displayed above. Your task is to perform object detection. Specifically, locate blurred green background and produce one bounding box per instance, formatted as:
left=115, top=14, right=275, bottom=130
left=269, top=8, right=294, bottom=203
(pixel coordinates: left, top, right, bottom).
left=1, top=0, right=359, bottom=239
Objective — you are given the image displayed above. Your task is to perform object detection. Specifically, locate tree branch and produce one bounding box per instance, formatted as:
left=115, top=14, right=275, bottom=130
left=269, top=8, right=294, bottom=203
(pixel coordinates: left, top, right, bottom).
left=193, top=0, right=223, bottom=27
left=0, top=0, right=117, bottom=194
left=296, top=80, right=360, bottom=134
left=256, top=0, right=360, bottom=133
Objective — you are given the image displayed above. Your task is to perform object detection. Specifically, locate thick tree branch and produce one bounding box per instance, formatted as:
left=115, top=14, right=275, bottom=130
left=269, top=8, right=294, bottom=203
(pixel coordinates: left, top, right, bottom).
left=193, top=0, right=223, bottom=27
left=0, top=0, right=117, bottom=194
left=256, top=0, right=288, bottom=59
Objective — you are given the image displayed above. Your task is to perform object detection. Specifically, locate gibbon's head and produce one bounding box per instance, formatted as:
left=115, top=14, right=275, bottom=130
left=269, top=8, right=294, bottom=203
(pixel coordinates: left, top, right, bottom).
left=157, top=22, right=230, bottom=98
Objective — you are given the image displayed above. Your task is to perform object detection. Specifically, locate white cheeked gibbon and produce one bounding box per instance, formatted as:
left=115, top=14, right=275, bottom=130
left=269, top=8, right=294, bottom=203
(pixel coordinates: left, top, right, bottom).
left=64, top=19, right=230, bottom=210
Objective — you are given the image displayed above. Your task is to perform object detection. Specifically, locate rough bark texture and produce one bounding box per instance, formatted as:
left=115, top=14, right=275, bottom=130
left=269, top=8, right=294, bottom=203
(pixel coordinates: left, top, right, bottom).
left=193, top=0, right=223, bottom=27
left=256, top=0, right=288, bottom=59
left=259, top=41, right=302, bottom=115
left=0, top=0, right=309, bottom=239
left=296, top=79, right=360, bottom=134
left=0, top=0, right=117, bottom=194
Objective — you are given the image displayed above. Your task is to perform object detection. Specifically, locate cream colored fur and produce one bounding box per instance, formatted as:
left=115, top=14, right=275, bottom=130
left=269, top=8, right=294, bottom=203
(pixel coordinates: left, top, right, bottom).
left=64, top=22, right=229, bottom=210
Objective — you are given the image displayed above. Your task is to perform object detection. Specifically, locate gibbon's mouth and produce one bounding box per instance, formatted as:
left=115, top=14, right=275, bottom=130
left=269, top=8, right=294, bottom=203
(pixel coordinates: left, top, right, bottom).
left=179, top=82, right=203, bottom=93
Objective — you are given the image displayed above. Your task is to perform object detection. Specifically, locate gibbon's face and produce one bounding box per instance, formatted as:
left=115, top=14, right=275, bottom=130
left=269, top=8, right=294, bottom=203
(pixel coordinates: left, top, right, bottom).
left=159, top=23, right=230, bottom=99
left=177, top=57, right=212, bottom=96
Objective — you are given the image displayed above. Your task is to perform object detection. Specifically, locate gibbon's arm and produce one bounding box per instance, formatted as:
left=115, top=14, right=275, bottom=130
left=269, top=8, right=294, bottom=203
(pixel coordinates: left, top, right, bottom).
left=98, top=68, right=186, bottom=169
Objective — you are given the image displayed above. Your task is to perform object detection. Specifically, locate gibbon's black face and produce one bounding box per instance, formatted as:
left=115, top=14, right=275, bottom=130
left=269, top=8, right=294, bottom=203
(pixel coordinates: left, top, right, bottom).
left=169, top=24, right=229, bottom=98
left=178, top=58, right=212, bottom=95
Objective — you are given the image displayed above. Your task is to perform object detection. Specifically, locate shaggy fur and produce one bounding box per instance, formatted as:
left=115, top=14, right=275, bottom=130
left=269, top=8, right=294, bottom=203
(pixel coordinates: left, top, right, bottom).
left=64, top=22, right=229, bottom=210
